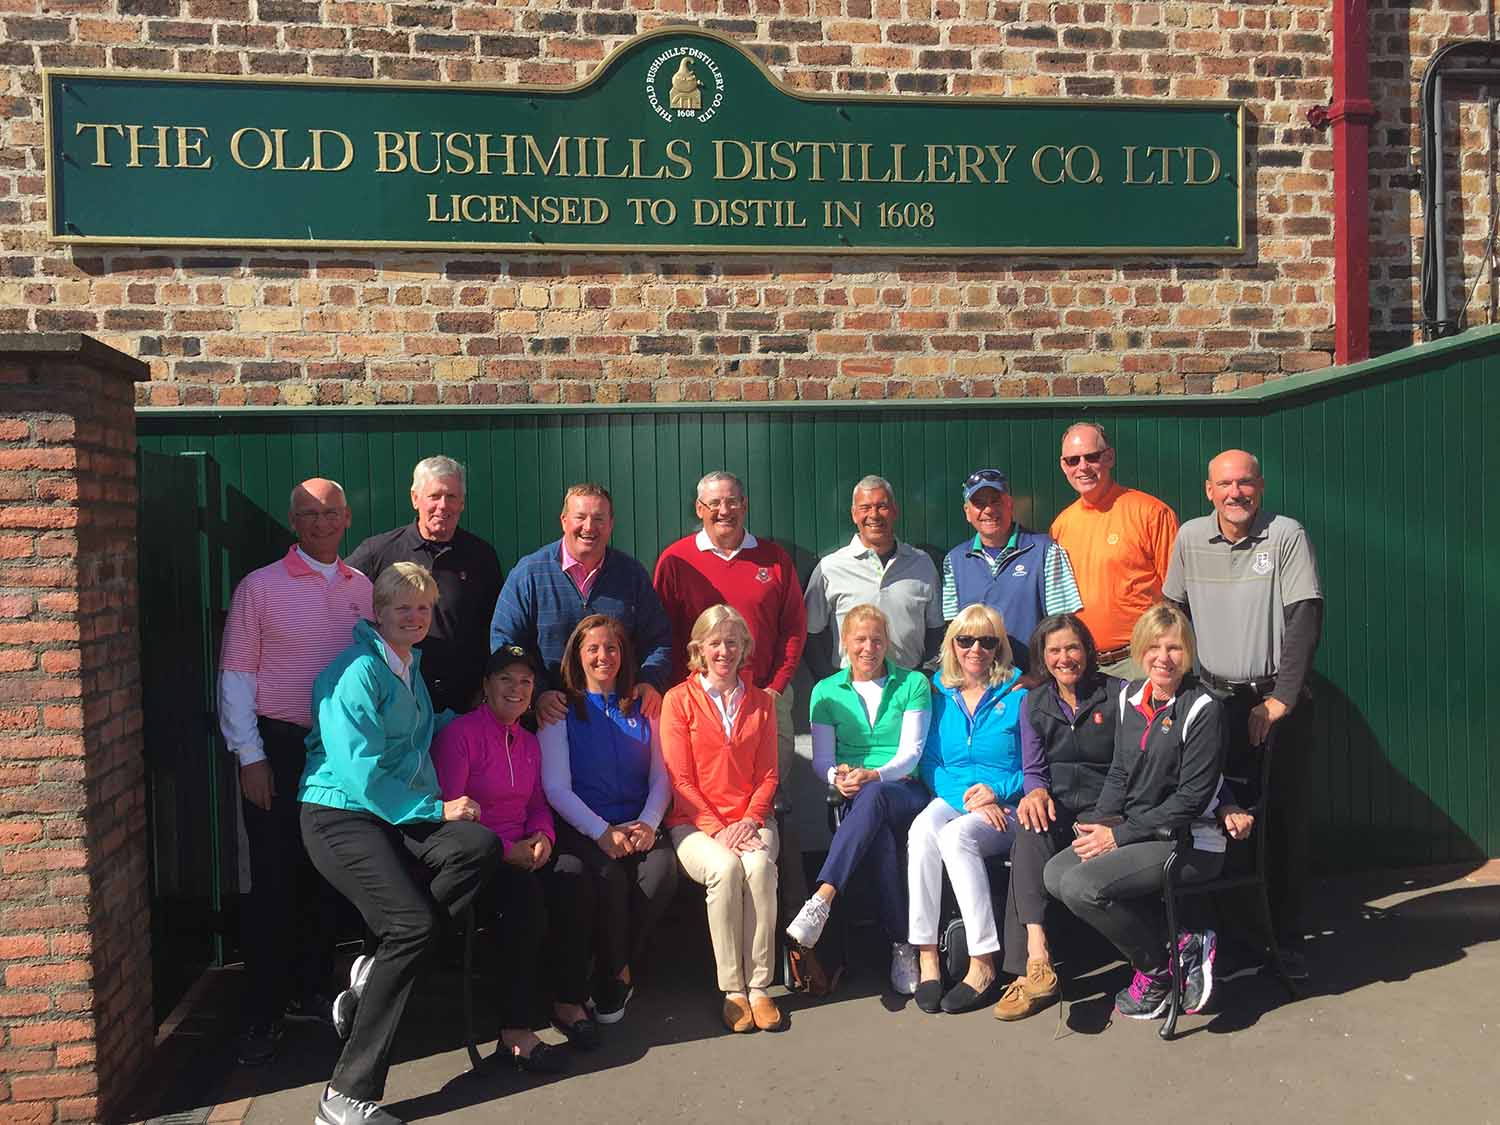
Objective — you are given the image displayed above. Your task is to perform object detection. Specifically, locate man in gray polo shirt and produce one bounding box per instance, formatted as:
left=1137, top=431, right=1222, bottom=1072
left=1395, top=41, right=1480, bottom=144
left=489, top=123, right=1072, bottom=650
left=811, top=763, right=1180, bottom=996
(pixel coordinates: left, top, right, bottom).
left=1163, top=448, right=1323, bottom=978
left=804, top=475, right=945, bottom=677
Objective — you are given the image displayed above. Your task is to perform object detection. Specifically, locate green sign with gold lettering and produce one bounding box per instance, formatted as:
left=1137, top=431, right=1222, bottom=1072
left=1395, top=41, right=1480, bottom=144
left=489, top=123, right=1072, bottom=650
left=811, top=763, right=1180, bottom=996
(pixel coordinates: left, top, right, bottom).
left=46, top=28, right=1243, bottom=255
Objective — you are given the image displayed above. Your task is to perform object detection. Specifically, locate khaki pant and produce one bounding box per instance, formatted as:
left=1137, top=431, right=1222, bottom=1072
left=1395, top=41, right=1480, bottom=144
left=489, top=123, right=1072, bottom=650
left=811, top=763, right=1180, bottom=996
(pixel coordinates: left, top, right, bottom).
left=772, top=685, right=809, bottom=910
left=671, top=823, right=780, bottom=993
left=1100, top=654, right=1143, bottom=681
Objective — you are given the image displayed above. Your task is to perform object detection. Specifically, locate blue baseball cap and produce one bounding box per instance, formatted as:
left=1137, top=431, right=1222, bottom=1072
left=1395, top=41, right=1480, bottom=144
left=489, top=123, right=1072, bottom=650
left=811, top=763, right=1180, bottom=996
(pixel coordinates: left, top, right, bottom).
left=962, top=468, right=1009, bottom=502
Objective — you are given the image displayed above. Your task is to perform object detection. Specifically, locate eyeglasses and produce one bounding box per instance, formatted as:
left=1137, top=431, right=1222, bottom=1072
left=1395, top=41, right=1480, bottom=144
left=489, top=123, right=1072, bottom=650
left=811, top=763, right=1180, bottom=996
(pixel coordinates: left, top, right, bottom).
left=1061, top=451, right=1108, bottom=467
left=963, top=469, right=1006, bottom=488
left=954, top=635, right=1000, bottom=651
left=697, top=497, right=745, bottom=512
left=292, top=510, right=346, bottom=522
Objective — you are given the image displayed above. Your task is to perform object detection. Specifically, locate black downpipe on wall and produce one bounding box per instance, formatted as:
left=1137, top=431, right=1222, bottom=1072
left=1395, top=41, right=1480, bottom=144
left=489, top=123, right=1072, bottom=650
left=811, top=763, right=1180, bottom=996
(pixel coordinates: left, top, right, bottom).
left=1420, top=40, right=1500, bottom=339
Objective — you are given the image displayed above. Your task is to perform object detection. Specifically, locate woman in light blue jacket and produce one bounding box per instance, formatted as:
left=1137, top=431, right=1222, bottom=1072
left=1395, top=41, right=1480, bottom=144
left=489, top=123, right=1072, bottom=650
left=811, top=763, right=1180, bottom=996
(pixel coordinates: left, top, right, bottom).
left=908, top=603, right=1027, bottom=1016
left=298, top=562, right=501, bottom=1125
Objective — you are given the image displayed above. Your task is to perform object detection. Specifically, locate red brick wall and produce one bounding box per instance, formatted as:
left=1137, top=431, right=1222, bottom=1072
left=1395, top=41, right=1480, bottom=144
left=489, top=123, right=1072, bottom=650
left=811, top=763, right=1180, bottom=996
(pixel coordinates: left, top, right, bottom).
left=0, top=337, right=151, bottom=1124
left=0, top=3, right=1494, bottom=406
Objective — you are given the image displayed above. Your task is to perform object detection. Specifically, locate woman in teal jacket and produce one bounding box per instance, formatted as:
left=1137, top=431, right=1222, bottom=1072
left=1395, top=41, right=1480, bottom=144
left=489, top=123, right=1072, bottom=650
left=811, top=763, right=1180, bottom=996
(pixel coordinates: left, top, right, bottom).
left=908, top=603, right=1027, bottom=1016
left=299, top=562, right=501, bottom=1125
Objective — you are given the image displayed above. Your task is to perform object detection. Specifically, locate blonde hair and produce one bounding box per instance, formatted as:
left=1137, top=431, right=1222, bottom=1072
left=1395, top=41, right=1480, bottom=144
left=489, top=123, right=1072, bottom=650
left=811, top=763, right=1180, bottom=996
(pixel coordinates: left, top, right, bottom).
left=685, top=604, right=754, bottom=676
left=372, top=561, right=439, bottom=616
left=560, top=481, right=613, bottom=516
left=840, top=603, right=890, bottom=645
left=938, top=604, right=1012, bottom=689
left=1129, top=603, right=1197, bottom=672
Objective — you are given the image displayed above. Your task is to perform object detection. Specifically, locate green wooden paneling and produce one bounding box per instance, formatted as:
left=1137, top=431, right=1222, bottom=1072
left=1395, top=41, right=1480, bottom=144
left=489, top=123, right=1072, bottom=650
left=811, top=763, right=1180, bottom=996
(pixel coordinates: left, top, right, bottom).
left=138, top=326, right=1500, bottom=871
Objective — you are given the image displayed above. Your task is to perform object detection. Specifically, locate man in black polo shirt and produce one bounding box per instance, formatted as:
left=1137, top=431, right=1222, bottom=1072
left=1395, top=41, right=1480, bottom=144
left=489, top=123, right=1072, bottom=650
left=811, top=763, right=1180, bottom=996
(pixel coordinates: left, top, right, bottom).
left=347, top=455, right=504, bottom=714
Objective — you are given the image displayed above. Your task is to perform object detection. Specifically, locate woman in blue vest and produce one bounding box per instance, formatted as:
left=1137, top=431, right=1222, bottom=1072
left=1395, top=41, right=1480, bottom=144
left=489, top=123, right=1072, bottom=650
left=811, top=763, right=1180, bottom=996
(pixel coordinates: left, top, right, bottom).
left=992, top=613, right=1123, bottom=1022
left=784, top=605, right=933, bottom=997
left=908, top=603, right=1026, bottom=1015
left=540, top=614, right=678, bottom=1026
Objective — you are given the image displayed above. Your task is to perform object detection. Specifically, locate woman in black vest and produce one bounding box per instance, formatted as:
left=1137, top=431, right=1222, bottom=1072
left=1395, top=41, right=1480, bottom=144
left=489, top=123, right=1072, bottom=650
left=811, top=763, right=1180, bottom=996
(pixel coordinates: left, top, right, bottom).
left=991, top=613, right=1122, bottom=1022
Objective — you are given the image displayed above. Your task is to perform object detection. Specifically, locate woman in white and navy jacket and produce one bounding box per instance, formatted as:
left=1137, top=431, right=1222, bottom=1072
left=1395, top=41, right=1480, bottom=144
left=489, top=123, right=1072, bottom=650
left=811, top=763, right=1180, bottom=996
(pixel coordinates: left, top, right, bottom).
left=1043, top=603, right=1227, bottom=1022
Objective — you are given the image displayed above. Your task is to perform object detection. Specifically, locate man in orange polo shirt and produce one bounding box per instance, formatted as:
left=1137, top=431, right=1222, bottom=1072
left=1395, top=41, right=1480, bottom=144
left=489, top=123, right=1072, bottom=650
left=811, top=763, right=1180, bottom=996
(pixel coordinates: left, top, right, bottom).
left=1049, top=422, right=1178, bottom=677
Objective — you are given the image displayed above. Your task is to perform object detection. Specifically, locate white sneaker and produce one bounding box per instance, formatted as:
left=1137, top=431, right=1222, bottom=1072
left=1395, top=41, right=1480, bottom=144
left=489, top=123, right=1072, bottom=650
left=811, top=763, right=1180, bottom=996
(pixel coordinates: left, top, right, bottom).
left=889, top=942, right=919, bottom=996
left=331, top=955, right=374, bottom=1041
left=785, top=895, right=832, bottom=949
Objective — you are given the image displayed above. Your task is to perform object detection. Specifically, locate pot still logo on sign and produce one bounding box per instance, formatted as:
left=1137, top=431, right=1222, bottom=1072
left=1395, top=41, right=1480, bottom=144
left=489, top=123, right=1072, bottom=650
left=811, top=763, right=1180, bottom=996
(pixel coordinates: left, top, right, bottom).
left=645, top=47, right=725, bottom=125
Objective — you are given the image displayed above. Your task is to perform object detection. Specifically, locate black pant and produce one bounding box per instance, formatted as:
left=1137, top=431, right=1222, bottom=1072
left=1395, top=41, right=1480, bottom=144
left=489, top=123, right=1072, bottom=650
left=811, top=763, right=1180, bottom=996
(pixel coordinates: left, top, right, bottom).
left=301, top=803, right=500, bottom=1102
left=479, top=856, right=592, bottom=1027
left=551, top=821, right=679, bottom=984
left=1223, top=690, right=1315, bottom=946
left=1001, top=809, right=1078, bottom=976
left=1045, top=840, right=1224, bottom=973
left=240, top=718, right=336, bottom=1026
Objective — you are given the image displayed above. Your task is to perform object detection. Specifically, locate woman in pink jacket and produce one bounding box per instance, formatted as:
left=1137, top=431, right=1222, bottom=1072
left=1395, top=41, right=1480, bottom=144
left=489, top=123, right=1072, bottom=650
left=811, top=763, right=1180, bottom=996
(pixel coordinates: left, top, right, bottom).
left=431, top=644, right=592, bottom=1074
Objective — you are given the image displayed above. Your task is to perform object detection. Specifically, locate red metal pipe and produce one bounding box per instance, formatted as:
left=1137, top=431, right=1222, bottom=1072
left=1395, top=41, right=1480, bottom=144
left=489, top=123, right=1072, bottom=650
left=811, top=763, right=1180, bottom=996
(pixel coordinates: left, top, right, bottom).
left=1330, top=0, right=1377, bottom=362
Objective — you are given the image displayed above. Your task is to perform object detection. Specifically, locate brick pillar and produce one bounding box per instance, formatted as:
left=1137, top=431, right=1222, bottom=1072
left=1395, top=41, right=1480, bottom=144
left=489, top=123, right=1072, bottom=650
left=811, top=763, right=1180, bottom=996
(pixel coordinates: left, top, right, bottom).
left=0, top=334, right=151, bottom=1124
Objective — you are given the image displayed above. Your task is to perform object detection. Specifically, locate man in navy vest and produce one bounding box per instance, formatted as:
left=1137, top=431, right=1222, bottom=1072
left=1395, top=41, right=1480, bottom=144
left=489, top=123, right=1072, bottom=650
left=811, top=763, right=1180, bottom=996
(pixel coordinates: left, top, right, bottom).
left=940, top=468, right=1083, bottom=672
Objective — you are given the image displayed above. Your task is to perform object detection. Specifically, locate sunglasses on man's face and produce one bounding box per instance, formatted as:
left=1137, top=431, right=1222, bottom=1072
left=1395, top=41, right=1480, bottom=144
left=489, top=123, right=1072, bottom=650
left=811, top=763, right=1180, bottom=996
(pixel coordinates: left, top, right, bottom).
left=964, top=469, right=1006, bottom=488
left=955, top=634, right=1000, bottom=651
left=1061, top=451, right=1108, bottom=467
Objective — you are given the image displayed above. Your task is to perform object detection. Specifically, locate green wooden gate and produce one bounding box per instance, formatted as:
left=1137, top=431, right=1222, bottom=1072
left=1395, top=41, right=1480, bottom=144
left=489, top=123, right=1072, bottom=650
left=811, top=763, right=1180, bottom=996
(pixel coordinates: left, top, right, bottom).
left=136, top=326, right=1500, bottom=1008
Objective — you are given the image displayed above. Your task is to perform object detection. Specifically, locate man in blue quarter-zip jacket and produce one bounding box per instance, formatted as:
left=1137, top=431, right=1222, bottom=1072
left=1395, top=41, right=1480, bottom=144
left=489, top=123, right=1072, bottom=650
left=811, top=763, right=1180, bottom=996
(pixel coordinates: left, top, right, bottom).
left=490, top=482, right=672, bottom=728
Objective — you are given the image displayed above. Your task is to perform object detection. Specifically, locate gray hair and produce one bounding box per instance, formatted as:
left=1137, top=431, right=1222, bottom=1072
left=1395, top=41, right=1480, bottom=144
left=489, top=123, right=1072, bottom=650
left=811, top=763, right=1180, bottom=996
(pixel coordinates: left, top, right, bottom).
left=852, top=474, right=895, bottom=504
left=412, top=455, right=466, bottom=493
left=1062, top=421, right=1111, bottom=448
left=695, top=470, right=745, bottom=503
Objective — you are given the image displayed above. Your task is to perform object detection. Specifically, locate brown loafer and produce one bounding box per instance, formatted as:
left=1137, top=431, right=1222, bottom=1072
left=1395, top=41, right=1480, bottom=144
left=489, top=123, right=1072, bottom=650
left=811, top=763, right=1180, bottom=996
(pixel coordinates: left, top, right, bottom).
left=721, top=993, right=754, bottom=1033
left=994, top=958, right=1060, bottom=1022
left=750, top=993, right=783, bottom=1032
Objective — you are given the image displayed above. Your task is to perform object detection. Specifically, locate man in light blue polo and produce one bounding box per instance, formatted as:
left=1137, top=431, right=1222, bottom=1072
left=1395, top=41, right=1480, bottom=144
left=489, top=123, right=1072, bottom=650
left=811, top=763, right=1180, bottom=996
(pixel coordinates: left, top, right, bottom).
left=804, top=474, right=945, bottom=678
left=940, top=468, right=1082, bottom=672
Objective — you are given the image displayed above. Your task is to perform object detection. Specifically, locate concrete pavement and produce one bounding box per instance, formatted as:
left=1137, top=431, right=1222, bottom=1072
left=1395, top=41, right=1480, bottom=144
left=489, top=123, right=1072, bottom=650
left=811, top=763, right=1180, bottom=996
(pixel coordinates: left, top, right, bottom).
left=126, top=862, right=1500, bottom=1125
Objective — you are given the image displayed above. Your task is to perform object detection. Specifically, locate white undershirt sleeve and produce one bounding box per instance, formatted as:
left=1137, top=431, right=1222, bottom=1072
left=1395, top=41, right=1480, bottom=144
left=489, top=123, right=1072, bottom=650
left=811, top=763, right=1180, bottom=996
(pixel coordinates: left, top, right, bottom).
left=639, top=722, right=671, bottom=830
left=876, top=708, right=931, bottom=782
left=218, top=670, right=265, bottom=765
left=538, top=718, right=610, bottom=840
left=811, top=722, right=839, bottom=786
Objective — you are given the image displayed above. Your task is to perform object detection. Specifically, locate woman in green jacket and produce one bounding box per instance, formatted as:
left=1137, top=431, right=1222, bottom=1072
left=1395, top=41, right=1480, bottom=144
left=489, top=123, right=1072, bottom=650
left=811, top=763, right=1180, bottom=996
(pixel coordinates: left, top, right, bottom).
left=299, top=562, right=501, bottom=1125
left=784, top=605, right=933, bottom=996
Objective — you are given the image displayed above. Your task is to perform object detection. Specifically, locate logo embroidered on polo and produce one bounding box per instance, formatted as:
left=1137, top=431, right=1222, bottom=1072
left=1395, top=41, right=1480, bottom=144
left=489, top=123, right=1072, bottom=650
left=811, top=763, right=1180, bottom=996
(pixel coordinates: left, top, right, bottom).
left=1252, top=551, right=1273, bottom=575
left=1107, top=533, right=1120, bottom=545
left=1011, top=563, right=1028, bottom=577
left=755, top=567, right=771, bottom=583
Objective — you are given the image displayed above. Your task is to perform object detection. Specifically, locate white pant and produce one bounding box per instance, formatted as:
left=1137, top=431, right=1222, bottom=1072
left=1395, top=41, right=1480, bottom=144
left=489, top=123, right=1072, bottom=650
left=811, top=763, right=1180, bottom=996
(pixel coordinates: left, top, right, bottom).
left=907, top=798, right=1012, bottom=956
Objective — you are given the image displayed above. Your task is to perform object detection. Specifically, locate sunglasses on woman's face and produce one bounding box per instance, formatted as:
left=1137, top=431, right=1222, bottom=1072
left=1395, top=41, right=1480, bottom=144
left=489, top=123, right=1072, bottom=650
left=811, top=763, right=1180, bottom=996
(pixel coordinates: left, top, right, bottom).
left=1061, top=451, right=1107, bottom=467
left=955, top=634, right=1000, bottom=651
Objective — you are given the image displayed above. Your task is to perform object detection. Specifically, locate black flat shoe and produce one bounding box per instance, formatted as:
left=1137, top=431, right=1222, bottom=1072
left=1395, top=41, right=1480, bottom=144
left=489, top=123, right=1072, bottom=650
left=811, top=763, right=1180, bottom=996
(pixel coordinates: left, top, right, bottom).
left=551, top=1015, right=601, bottom=1051
left=510, top=1041, right=568, bottom=1074
left=914, top=979, right=944, bottom=1014
left=940, top=977, right=1004, bottom=1014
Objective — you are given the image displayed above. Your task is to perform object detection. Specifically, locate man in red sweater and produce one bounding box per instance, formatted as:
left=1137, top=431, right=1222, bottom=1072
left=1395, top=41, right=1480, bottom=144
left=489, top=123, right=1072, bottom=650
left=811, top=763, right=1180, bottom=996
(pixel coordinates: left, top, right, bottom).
left=653, top=470, right=809, bottom=911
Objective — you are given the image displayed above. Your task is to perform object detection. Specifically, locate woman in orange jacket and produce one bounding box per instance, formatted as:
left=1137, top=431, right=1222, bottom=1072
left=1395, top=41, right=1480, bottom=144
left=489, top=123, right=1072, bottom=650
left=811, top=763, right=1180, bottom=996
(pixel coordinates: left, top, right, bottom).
left=659, top=604, right=782, bottom=1034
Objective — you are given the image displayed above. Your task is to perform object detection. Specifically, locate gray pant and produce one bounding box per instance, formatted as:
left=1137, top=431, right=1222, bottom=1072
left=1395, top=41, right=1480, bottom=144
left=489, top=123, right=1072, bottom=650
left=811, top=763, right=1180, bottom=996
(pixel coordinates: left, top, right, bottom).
left=1043, top=840, right=1223, bottom=972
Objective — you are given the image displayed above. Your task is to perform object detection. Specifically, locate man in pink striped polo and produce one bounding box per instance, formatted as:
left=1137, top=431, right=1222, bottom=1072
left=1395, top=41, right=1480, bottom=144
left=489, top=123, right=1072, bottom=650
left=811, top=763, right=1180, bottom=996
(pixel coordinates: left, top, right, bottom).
left=218, top=477, right=373, bottom=1066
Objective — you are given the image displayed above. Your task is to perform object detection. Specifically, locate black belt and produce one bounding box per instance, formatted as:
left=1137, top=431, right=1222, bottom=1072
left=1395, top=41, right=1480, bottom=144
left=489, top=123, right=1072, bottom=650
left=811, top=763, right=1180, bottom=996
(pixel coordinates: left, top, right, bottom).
left=1096, top=645, right=1130, bottom=664
left=1200, top=669, right=1276, bottom=696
